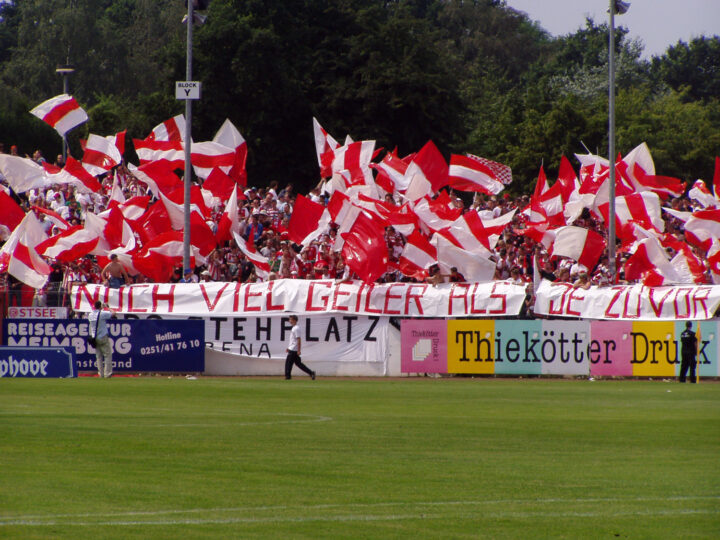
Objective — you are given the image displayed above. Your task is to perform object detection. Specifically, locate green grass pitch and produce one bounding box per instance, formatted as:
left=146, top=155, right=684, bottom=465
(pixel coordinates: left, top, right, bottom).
left=0, top=377, right=718, bottom=539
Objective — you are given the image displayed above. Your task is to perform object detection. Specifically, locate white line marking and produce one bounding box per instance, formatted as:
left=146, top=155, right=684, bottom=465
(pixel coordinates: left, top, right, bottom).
left=2, top=496, right=718, bottom=526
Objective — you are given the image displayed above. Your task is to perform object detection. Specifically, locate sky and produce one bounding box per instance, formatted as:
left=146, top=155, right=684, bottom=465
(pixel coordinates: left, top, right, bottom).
left=504, top=0, right=720, bottom=59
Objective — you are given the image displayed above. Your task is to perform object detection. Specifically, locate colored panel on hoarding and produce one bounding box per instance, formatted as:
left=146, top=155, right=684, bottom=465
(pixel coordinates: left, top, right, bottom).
left=539, top=321, right=591, bottom=375
left=400, top=319, right=447, bottom=373
left=0, top=347, right=76, bottom=378
left=3, top=319, right=204, bottom=373
left=674, top=321, right=718, bottom=378
left=631, top=321, right=677, bottom=377
left=493, top=320, right=543, bottom=375
left=589, top=321, right=633, bottom=376
left=447, top=320, right=495, bottom=374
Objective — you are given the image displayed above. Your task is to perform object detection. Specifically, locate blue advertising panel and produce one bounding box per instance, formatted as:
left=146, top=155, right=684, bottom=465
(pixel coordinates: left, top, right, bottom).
left=0, top=347, right=76, bottom=378
left=3, top=319, right=205, bottom=373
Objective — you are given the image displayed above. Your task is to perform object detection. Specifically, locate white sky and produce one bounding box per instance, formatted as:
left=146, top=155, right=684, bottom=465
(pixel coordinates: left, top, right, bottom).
left=504, top=0, right=720, bottom=58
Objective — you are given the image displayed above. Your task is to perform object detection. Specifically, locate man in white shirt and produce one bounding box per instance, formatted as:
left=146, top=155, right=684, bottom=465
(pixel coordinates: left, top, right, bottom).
left=284, top=315, right=315, bottom=380
left=88, top=301, right=116, bottom=378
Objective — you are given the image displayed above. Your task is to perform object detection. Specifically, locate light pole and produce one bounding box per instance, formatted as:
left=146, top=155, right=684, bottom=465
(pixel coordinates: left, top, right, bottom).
left=607, top=0, right=630, bottom=282
left=182, top=0, right=194, bottom=273
left=55, top=64, right=75, bottom=164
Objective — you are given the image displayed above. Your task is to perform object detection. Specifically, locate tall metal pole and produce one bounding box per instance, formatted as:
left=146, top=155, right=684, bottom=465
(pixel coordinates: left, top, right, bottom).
left=182, top=1, right=194, bottom=272
left=607, top=1, right=617, bottom=282
left=56, top=65, right=75, bottom=163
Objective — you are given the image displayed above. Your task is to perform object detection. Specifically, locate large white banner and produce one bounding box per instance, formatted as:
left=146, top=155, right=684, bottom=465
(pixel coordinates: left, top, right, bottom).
left=534, top=280, right=720, bottom=321
left=70, top=280, right=526, bottom=318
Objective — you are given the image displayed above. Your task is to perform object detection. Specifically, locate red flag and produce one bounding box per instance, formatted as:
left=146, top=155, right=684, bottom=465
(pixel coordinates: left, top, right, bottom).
left=341, top=212, right=388, bottom=283
left=288, top=194, right=326, bottom=245
left=550, top=226, right=606, bottom=270
left=0, top=190, right=25, bottom=234
left=403, top=141, right=449, bottom=202
left=36, top=226, right=99, bottom=262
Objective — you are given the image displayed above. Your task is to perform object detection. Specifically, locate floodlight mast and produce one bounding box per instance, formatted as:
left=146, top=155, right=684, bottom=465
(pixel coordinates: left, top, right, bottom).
left=182, top=0, right=194, bottom=272
left=607, top=0, right=630, bottom=282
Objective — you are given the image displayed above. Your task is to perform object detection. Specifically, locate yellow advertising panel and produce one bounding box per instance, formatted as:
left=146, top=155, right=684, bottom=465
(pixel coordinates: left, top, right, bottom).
left=447, top=320, right=495, bottom=374
left=631, top=321, right=678, bottom=377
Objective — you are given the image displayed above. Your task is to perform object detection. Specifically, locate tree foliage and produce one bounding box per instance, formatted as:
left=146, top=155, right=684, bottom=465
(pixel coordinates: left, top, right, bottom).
left=0, top=0, right=718, bottom=191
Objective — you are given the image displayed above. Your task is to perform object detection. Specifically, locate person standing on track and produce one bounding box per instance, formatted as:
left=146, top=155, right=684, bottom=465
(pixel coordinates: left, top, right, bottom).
left=285, top=315, right=315, bottom=380
left=679, top=321, right=698, bottom=383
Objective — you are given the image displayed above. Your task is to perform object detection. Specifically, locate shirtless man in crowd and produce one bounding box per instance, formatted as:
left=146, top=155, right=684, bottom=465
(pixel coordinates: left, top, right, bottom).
left=101, top=254, right=130, bottom=289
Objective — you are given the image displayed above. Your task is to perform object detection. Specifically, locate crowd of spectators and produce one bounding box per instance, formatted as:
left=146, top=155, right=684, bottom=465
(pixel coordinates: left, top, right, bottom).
left=0, top=142, right=715, bottom=316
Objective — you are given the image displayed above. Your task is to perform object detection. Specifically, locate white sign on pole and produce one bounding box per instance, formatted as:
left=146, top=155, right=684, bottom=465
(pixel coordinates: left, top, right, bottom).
left=175, top=81, right=201, bottom=100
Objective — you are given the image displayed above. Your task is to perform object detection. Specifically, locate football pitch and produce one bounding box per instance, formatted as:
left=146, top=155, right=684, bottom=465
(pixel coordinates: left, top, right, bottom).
left=0, top=377, right=718, bottom=539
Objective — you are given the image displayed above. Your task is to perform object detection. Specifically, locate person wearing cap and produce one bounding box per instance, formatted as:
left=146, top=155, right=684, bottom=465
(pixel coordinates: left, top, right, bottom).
left=102, top=254, right=130, bottom=289
left=285, top=315, right=315, bottom=380
left=180, top=268, right=198, bottom=283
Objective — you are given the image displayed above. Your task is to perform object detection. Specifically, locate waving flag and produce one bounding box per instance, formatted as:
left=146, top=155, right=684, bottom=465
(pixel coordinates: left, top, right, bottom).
left=313, top=118, right=339, bottom=178
left=0, top=190, right=26, bottom=235
left=689, top=180, right=718, bottom=208
left=403, top=141, right=449, bottom=202
left=549, top=226, right=606, bottom=270
left=36, top=226, right=99, bottom=263
left=81, top=133, right=123, bottom=176
left=398, top=230, right=436, bottom=279
left=213, top=118, right=248, bottom=185
left=44, top=156, right=103, bottom=193
left=216, top=187, right=241, bottom=246
left=30, top=94, right=88, bottom=136
left=146, top=114, right=186, bottom=142
left=0, top=212, right=51, bottom=288
left=233, top=231, right=270, bottom=279
left=0, top=155, right=48, bottom=193
left=340, top=211, right=388, bottom=283
left=448, top=154, right=506, bottom=195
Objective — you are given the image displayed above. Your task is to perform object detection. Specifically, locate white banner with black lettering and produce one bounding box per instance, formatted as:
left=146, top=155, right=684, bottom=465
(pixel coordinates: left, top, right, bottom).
left=124, top=313, right=388, bottom=364
left=534, top=280, right=720, bottom=321
left=70, top=280, right=526, bottom=318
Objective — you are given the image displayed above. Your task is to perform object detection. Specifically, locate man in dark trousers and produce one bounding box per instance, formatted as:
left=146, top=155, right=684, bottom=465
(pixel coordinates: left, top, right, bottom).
left=285, top=315, right=315, bottom=380
left=679, top=321, right=698, bottom=383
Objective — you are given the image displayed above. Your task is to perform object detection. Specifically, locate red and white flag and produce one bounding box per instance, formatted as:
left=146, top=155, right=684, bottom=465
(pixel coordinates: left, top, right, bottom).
left=130, top=161, right=183, bottom=198
left=432, top=234, right=496, bottom=282
left=448, top=154, right=506, bottom=195
left=313, top=117, right=339, bottom=178
left=213, top=118, right=248, bottom=185
left=146, top=114, right=186, bottom=142
left=598, top=191, right=665, bottom=234
left=216, top=187, right=241, bottom=245
left=0, top=212, right=51, bottom=288
left=35, top=226, right=99, bottom=263
left=43, top=157, right=103, bottom=193
left=128, top=200, right=172, bottom=246
left=232, top=231, right=270, bottom=279
left=549, top=226, right=606, bottom=270
left=624, top=236, right=682, bottom=286
left=398, top=230, right=436, bottom=279
left=683, top=208, right=720, bottom=251
left=81, top=133, right=123, bottom=176
left=132, top=139, right=185, bottom=169
left=403, top=141, right=449, bottom=202
left=32, top=205, right=71, bottom=231
left=30, top=94, right=88, bottom=136
left=688, top=180, right=718, bottom=209
left=84, top=209, right=136, bottom=255
left=132, top=231, right=206, bottom=282
left=160, top=185, right=210, bottom=230
left=191, top=141, right=236, bottom=180
left=440, top=210, right=492, bottom=254
left=372, top=150, right=411, bottom=193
